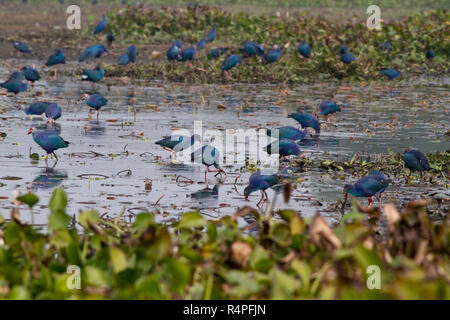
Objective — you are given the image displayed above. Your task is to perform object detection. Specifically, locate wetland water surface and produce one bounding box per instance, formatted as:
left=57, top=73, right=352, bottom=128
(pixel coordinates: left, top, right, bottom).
left=0, top=63, right=449, bottom=227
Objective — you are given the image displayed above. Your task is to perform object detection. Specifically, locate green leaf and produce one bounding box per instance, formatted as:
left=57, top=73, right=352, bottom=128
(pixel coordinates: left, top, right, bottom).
left=110, top=246, right=128, bottom=273
left=134, top=212, right=154, bottom=231
left=17, top=193, right=39, bottom=208
left=164, top=258, right=191, bottom=291
left=48, top=188, right=70, bottom=232
left=29, top=153, right=39, bottom=161
left=271, top=268, right=301, bottom=300
left=249, top=245, right=273, bottom=272
left=85, top=266, right=108, bottom=288
left=176, top=211, right=206, bottom=229
left=79, top=210, right=99, bottom=229
left=8, top=286, right=31, bottom=300
left=291, top=259, right=311, bottom=289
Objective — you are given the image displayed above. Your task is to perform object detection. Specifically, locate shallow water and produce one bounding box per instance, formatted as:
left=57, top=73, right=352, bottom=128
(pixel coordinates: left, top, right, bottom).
left=0, top=62, right=449, bottom=228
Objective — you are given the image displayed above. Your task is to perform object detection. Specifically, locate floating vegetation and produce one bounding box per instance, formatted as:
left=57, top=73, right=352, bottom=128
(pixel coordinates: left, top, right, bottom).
left=0, top=188, right=448, bottom=299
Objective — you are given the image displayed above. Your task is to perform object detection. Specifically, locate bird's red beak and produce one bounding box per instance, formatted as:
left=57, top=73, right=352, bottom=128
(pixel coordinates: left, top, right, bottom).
left=27, top=128, right=33, bottom=135
left=314, top=112, right=318, bottom=118
left=244, top=194, right=248, bottom=201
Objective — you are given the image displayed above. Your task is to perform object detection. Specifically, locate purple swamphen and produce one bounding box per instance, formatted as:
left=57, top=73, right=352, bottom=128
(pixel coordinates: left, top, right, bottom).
left=222, top=55, right=241, bottom=80
left=81, top=65, right=105, bottom=83
left=45, top=103, right=62, bottom=124
left=28, top=127, right=69, bottom=167
left=403, top=149, right=431, bottom=179
left=126, top=45, right=138, bottom=63
left=288, top=112, right=320, bottom=134
left=205, top=24, right=216, bottom=43
left=379, top=42, right=392, bottom=52
left=94, top=15, right=107, bottom=35
left=156, top=134, right=201, bottom=161
left=82, top=93, right=107, bottom=120
left=118, top=54, right=130, bottom=66
left=79, top=44, right=108, bottom=62
left=266, top=126, right=307, bottom=141
left=244, top=170, right=279, bottom=208
left=340, top=53, right=357, bottom=64
left=425, top=49, right=435, bottom=60
left=179, top=46, right=196, bottom=62
left=46, top=49, right=65, bottom=79
left=297, top=40, right=310, bottom=58
left=23, top=101, right=52, bottom=116
left=343, top=170, right=390, bottom=208
left=264, top=139, right=304, bottom=168
left=191, top=145, right=227, bottom=183
left=380, top=68, right=400, bottom=80
left=316, top=100, right=341, bottom=122
left=240, top=41, right=265, bottom=57
left=13, top=41, right=31, bottom=58
left=263, top=45, right=281, bottom=64
left=22, top=65, right=40, bottom=87
left=208, top=47, right=227, bottom=60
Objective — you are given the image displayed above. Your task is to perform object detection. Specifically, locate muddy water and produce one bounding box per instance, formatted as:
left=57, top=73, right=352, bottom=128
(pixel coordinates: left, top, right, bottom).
left=0, top=63, right=449, bottom=228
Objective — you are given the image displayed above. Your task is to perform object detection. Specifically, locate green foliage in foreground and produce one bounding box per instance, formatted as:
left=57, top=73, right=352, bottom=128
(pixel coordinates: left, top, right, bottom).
left=0, top=187, right=448, bottom=299
left=97, top=6, right=450, bottom=83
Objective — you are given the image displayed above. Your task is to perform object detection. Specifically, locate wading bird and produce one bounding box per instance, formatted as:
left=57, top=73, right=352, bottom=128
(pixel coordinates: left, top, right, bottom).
left=46, top=49, right=65, bottom=79
left=28, top=127, right=69, bottom=167
left=79, top=44, right=108, bottom=62
left=81, top=65, right=105, bottom=83
left=403, top=149, right=431, bottom=179
left=82, top=93, right=107, bottom=120
left=380, top=68, right=400, bottom=80
left=263, top=45, right=281, bottom=64
left=156, top=134, right=201, bottom=161
left=343, top=170, right=390, bottom=209
left=23, top=101, right=52, bottom=117
left=240, top=40, right=264, bottom=57
left=288, top=112, right=320, bottom=135
left=126, top=45, right=138, bottom=63
left=222, top=55, right=241, bottom=80
left=13, top=41, right=31, bottom=58
left=340, top=53, right=357, bottom=64
left=266, top=126, right=307, bottom=141
left=94, top=15, right=107, bottom=35
left=191, top=145, right=227, bottom=183
left=264, top=139, right=304, bottom=167
left=22, top=65, right=40, bottom=87
left=44, top=103, right=62, bottom=124
left=297, top=40, right=310, bottom=58
left=244, top=170, right=279, bottom=208
left=205, top=24, right=216, bottom=43
left=316, top=100, right=341, bottom=122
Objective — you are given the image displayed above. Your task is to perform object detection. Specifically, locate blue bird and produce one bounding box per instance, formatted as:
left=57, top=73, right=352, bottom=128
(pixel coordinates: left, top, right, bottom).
left=297, top=40, right=310, bottom=58
left=13, top=41, right=31, bottom=57
left=179, top=46, right=196, bottom=61
left=403, top=150, right=431, bottom=177
left=173, top=40, right=183, bottom=49
left=1, top=78, right=28, bottom=95
left=339, top=45, right=349, bottom=55
left=205, top=24, right=216, bottom=43
left=106, top=33, right=115, bottom=47
left=317, top=100, right=341, bottom=121
left=222, top=55, right=241, bottom=79
left=22, top=66, right=41, bottom=85
left=167, top=43, right=182, bottom=61
left=46, top=49, right=66, bottom=66
left=118, top=54, right=130, bottom=66
left=380, top=68, right=400, bottom=80
left=94, top=15, right=107, bottom=34
left=79, top=44, right=108, bottom=62
left=425, top=49, right=435, bottom=60
left=344, top=170, right=390, bottom=208
left=156, top=134, right=201, bottom=160
left=266, top=126, right=307, bottom=141
left=5, top=71, right=24, bottom=81
left=288, top=112, right=320, bottom=134
left=28, top=127, right=69, bottom=167
left=45, top=103, right=62, bottom=123
left=196, top=38, right=207, bottom=50
left=46, top=49, right=66, bottom=79
left=240, top=41, right=265, bottom=57
left=23, top=101, right=52, bottom=116
left=379, top=42, right=392, bottom=52
left=82, top=93, right=108, bottom=120
left=81, top=65, right=105, bottom=83
left=263, top=45, right=281, bottom=64
left=126, top=45, right=138, bottom=63
left=340, top=53, right=357, bottom=64
left=208, top=47, right=227, bottom=60
left=264, top=139, right=303, bottom=167
left=244, top=170, right=279, bottom=207
left=191, top=145, right=226, bottom=183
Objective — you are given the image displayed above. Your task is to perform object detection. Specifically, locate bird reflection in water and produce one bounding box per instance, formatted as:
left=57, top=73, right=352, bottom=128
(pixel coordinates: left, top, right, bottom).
left=31, top=168, right=68, bottom=191
left=83, top=120, right=106, bottom=137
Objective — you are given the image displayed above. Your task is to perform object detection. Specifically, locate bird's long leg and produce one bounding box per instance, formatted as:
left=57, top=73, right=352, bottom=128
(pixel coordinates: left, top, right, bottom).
left=45, top=154, right=49, bottom=168
left=378, top=194, right=383, bottom=209
left=53, top=68, right=57, bottom=80
left=367, top=196, right=373, bottom=208
left=53, top=152, right=59, bottom=165
left=204, top=167, right=208, bottom=184
left=17, top=51, right=21, bottom=58
left=257, top=190, right=265, bottom=208
left=97, top=110, right=100, bottom=121
left=263, top=190, right=269, bottom=208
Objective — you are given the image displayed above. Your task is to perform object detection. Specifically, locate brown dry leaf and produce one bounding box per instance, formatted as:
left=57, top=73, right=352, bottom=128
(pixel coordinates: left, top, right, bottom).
left=216, top=104, right=227, bottom=111
left=151, top=50, right=162, bottom=59
left=231, top=241, right=252, bottom=267
left=384, top=203, right=401, bottom=230
left=309, top=214, right=342, bottom=249
left=406, top=199, right=430, bottom=210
